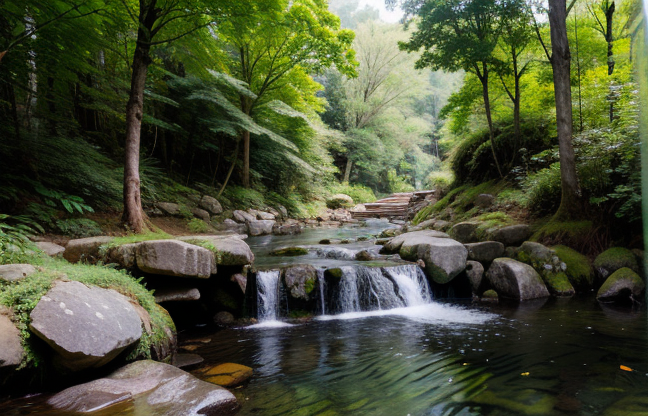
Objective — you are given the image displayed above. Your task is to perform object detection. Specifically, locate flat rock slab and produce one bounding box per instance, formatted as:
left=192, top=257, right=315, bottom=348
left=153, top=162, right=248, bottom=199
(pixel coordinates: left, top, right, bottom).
left=64, top=236, right=115, bottom=263
left=0, top=264, right=37, bottom=282
left=174, top=353, right=204, bottom=369
left=0, top=314, right=24, bottom=368
left=381, top=230, right=450, bottom=254
left=232, top=210, right=255, bottom=223
left=48, top=360, right=238, bottom=415
left=154, top=287, right=201, bottom=303
left=178, top=236, right=254, bottom=266
left=36, top=241, right=66, bottom=257
left=486, top=258, right=550, bottom=301
left=29, top=281, right=142, bottom=371
left=136, top=240, right=216, bottom=278
left=198, top=363, right=253, bottom=387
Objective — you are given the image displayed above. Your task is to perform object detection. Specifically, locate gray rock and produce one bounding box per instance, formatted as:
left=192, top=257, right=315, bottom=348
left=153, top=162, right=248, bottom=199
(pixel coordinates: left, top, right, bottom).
left=518, top=241, right=555, bottom=262
left=36, top=241, right=65, bottom=257
left=283, top=265, right=318, bottom=301
left=214, top=311, right=235, bottom=325
left=154, top=288, right=201, bottom=303
left=232, top=210, right=255, bottom=223
left=465, top=241, right=505, bottom=263
left=29, top=281, right=142, bottom=371
left=192, top=208, right=211, bottom=222
left=174, top=353, right=204, bottom=369
left=273, top=223, right=302, bottom=235
left=216, top=219, right=247, bottom=234
left=248, top=220, right=275, bottom=236
left=593, top=247, right=641, bottom=281
left=178, top=235, right=254, bottom=266
left=489, top=225, right=531, bottom=246
left=278, top=205, right=289, bottom=218
left=381, top=230, right=450, bottom=254
left=156, top=202, right=181, bottom=216
left=355, top=250, right=377, bottom=261
left=257, top=211, right=276, bottom=220
left=486, top=258, right=550, bottom=300
left=104, top=243, right=137, bottom=268
left=450, top=222, right=481, bottom=243
left=466, top=261, right=485, bottom=293
left=64, top=236, right=114, bottom=263
left=417, top=219, right=436, bottom=229
left=434, top=220, right=452, bottom=231
left=231, top=273, right=247, bottom=294
left=474, top=194, right=495, bottom=208
left=200, top=196, right=223, bottom=215
left=0, top=264, right=37, bottom=282
left=47, top=360, right=238, bottom=415
left=326, top=194, right=354, bottom=209
left=0, top=311, right=24, bottom=368
left=597, top=267, right=645, bottom=303
left=136, top=240, right=216, bottom=278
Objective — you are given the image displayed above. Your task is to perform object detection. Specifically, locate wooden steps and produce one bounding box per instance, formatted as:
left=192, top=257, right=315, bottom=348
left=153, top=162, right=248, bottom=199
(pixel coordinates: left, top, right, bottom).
left=351, top=190, right=436, bottom=220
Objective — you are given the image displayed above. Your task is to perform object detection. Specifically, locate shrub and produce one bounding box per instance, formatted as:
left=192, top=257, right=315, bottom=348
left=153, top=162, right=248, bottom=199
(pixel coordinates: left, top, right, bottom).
left=328, top=183, right=376, bottom=204
left=425, top=170, right=454, bottom=193
left=187, top=218, right=210, bottom=233
left=54, top=218, right=103, bottom=238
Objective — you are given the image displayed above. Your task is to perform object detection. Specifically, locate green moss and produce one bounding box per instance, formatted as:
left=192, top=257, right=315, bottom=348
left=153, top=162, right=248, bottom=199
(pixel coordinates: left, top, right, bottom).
left=594, top=247, right=639, bottom=275
left=597, top=267, right=643, bottom=299
left=269, top=247, right=309, bottom=257
left=304, top=277, right=316, bottom=295
left=187, top=218, right=210, bottom=233
left=531, top=220, right=593, bottom=247
left=542, top=272, right=574, bottom=296
left=552, top=245, right=593, bottom=289
left=325, top=268, right=343, bottom=280
left=0, top=254, right=174, bottom=370
left=472, top=390, right=556, bottom=415
left=288, top=310, right=312, bottom=319
left=474, top=211, right=514, bottom=240
left=108, top=231, right=173, bottom=247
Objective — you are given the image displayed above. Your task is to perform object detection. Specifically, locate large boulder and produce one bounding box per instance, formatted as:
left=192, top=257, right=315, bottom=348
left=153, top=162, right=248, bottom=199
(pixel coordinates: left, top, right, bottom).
left=381, top=230, right=449, bottom=254
left=517, top=242, right=575, bottom=297
left=232, top=210, right=255, bottom=223
left=64, top=236, right=115, bottom=263
left=35, top=241, right=65, bottom=257
left=136, top=240, right=216, bottom=278
left=465, top=241, right=505, bottom=263
left=273, top=223, right=302, bottom=235
left=200, top=196, right=223, bottom=215
left=0, top=264, right=37, bottom=282
left=466, top=260, right=485, bottom=293
left=450, top=222, right=481, bottom=243
left=178, top=236, right=254, bottom=266
left=248, top=220, right=275, bottom=236
left=29, top=281, right=142, bottom=371
left=594, top=247, right=640, bottom=282
left=283, top=264, right=318, bottom=301
left=215, top=219, right=247, bottom=234
left=103, top=243, right=137, bottom=268
left=0, top=309, right=23, bottom=368
left=488, top=224, right=531, bottom=246
left=257, top=211, right=276, bottom=220
left=47, top=360, right=238, bottom=415
left=486, top=258, right=550, bottom=300
left=156, top=202, right=181, bottom=216
left=597, top=268, right=645, bottom=303
left=326, top=194, right=354, bottom=209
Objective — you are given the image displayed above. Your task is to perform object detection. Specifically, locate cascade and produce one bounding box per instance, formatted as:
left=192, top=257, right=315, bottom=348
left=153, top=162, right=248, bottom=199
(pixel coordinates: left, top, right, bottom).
left=317, top=268, right=326, bottom=315
left=256, top=270, right=281, bottom=322
left=384, top=265, right=432, bottom=307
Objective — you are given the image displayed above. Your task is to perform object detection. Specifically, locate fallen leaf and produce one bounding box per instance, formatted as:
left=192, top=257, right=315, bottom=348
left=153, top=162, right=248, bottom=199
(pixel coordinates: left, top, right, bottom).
left=620, top=365, right=633, bottom=372
left=521, top=372, right=530, bottom=376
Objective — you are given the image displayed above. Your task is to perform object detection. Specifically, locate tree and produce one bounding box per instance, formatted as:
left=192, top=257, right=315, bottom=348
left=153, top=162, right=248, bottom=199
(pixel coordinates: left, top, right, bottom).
left=219, top=0, right=356, bottom=188
left=399, top=0, right=504, bottom=177
left=120, top=0, right=209, bottom=232
left=588, top=0, right=616, bottom=75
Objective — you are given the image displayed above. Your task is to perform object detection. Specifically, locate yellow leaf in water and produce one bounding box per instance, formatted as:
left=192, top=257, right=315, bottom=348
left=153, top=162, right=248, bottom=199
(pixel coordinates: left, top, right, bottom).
left=620, top=365, right=633, bottom=372
left=520, top=372, right=530, bottom=376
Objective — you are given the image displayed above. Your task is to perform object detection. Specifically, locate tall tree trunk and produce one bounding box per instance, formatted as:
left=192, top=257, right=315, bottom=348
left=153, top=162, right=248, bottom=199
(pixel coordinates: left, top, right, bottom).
left=122, top=2, right=157, bottom=233
left=343, top=158, right=352, bottom=183
left=548, top=0, right=581, bottom=220
left=514, top=76, right=521, bottom=141
left=242, top=129, right=250, bottom=188
left=605, top=2, right=615, bottom=75
left=480, top=65, right=504, bottom=178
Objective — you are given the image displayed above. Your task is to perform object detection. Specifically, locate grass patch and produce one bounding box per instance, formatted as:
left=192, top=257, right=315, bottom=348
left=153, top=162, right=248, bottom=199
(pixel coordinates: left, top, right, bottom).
left=532, top=220, right=601, bottom=254
left=0, top=254, right=174, bottom=370
left=108, top=231, right=173, bottom=247
left=329, top=182, right=376, bottom=204
left=187, top=218, right=210, bottom=233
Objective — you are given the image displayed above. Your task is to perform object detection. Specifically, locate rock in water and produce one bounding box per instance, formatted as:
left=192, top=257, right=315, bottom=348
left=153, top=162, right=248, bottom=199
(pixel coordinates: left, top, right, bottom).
left=48, top=360, right=238, bottom=415
left=247, top=220, right=275, bottom=236
left=466, top=261, right=485, bottom=293
left=199, top=363, right=253, bottom=387
left=381, top=230, right=449, bottom=254
left=283, top=264, right=317, bottom=301
left=597, top=268, right=645, bottom=303
left=136, top=240, right=216, bottom=278
left=594, top=247, right=640, bottom=282
left=392, top=233, right=466, bottom=284
left=29, top=281, right=142, bottom=371
left=0, top=310, right=24, bottom=368
left=486, top=258, right=550, bottom=300
left=0, top=264, right=37, bottom=282
left=178, top=236, right=254, bottom=266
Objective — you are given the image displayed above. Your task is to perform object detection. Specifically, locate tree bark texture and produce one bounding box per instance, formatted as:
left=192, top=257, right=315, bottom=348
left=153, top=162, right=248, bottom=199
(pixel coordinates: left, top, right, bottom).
left=479, top=65, right=504, bottom=178
left=548, top=0, right=581, bottom=220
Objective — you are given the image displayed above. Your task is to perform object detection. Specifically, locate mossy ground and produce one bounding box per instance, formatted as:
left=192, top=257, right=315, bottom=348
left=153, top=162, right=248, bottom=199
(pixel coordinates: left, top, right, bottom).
left=531, top=220, right=599, bottom=255
left=0, top=252, right=174, bottom=370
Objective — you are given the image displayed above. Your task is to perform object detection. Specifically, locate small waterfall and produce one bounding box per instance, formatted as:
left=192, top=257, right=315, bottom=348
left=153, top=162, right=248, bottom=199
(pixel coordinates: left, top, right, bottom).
left=339, top=266, right=361, bottom=313
left=317, top=268, right=326, bottom=315
left=316, top=247, right=357, bottom=260
left=256, top=270, right=281, bottom=322
left=384, top=265, right=432, bottom=307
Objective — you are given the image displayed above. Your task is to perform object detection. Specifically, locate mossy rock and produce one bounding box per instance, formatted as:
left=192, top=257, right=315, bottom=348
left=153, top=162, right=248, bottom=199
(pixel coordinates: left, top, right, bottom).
left=325, top=268, right=343, bottom=281
left=594, top=247, right=640, bottom=282
left=481, top=289, right=498, bottom=303
left=516, top=243, right=574, bottom=297
left=269, top=247, right=309, bottom=257
left=552, top=245, right=593, bottom=290
left=597, top=267, right=645, bottom=303
left=542, top=272, right=575, bottom=297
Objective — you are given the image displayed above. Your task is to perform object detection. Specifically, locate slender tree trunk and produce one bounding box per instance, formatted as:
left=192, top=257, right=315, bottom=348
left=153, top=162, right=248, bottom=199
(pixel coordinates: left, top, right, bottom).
left=605, top=2, right=615, bottom=75
left=514, top=77, right=521, bottom=140
left=343, top=158, right=352, bottom=183
left=218, top=141, right=240, bottom=198
left=480, top=65, right=504, bottom=178
left=122, top=2, right=157, bottom=233
left=574, top=11, right=583, bottom=132
left=242, top=129, right=250, bottom=188
left=548, top=0, right=581, bottom=220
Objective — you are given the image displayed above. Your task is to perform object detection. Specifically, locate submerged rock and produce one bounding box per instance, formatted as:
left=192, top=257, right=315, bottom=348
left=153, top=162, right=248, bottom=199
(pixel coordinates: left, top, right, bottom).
left=486, top=258, right=550, bottom=300
left=29, top=281, right=142, bottom=371
left=465, top=241, right=505, bottom=263
left=0, top=264, right=37, bottom=282
left=199, top=363, right=253, bottom=387
left=174, top=353, right=204, bottom=369
left=269, top=246, right=309, bottom=257
left=597, top=267, right=645, bottom=303
left=136, top=240, right=216, bottom=278
left=0, top=309, right=23, bottom=368
left=48, top=360, right=238, bottom=415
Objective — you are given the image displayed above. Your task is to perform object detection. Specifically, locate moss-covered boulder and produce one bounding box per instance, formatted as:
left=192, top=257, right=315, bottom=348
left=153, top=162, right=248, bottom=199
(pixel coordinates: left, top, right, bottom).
left=594, top=247, right=640, bottom=282
left=450, top=222, right=481, bottom=243
left=552, top=245, right=593, bottom=290
left=326, top=194, right=354, bottom=209
left=596, top=268, right=645, bottom=304
left=516, top=242, right=575, bottom=297
left=480, top=289, right=498, bottom=303
left=269, top=247, right=309, bottom=257
left=283, top=264, right=318, bottom=301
